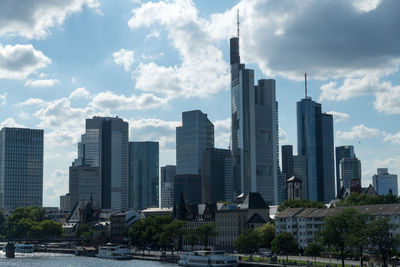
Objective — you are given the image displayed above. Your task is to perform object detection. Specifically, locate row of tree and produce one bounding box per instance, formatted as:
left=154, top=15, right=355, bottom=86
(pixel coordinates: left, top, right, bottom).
left=0, top=207, right=63, bottom=240
left=127, top=215, right=217, bottom=253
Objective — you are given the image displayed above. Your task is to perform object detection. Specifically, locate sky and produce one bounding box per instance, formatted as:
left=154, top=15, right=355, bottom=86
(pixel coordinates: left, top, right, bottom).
left=0, top=0, right=399, bottom=207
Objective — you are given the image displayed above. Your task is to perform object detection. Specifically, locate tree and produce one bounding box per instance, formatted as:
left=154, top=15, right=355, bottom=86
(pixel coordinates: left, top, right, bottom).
left=344, top=212, right=369, bottom=267
left=185, top=228, right=198, bottom=250
left=234, top=229, right=262, bottom=258
left=304, top=242, right=322, bottom=257
left=336, top=192, right=400, bottom=207
left=271, top=232, right=298, bottom=261
left=318, top=208, right=362, bottom=267
left=255, top=222, right=275, bottom=249
left=368, top=217, right=400, bottom=267
left=161, top=220, right=185, bottom=254
left=0, top=211, right=6, bottom=237
left=277, top=199, right=326, bottom=212
left=197, top=223, right=217, bottom=250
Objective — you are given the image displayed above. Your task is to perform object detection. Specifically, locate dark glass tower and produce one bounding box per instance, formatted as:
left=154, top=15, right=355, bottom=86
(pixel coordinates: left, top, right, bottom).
left=335, top=145, right=354, bottom=195
left=297, top=98, right=334, bottom=202
left=129, top=141, right=159, bottom=210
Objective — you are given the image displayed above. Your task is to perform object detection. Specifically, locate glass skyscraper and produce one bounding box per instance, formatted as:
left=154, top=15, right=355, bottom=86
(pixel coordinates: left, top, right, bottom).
left=85, top=116, right=129, bottom=210
left=176, top=110, right=214, bottom=175
left=230, top=36, right=280, bottom=205
left=129, top=141, right=159, bottom=210
left=335, top=145, right=354, bottom=195
left=161, top=165, right=176, bottom=208
left=373, top=168, right=398, bottom=196
left=297, top=98, right=335, bottom=203
left=0, top=127, right=43, bottom=210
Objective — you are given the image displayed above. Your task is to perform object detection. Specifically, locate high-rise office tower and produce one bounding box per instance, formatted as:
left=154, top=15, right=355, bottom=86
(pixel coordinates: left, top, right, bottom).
left=84, top=116, right=129, bottom=210
left=339, top=155, right=361, bottom=192
left=69, top=165, right=101, bottom=209
left=288, top=155, right=308, bottom=200
left=161, top=165, right=176, bottom=208
left=281, top=145, right=294, bottom=178
left=297, top=98, right=335, bottom=203
left=373, top=168, right=398, bottom=196
left=174, top=174, right=202, bottom=205
left=0, top=127, right=43, bottom=210
left=202, top=148, right=233, bottom=203
left=335, top=145, right=354, bottom=195
left=129, top=141, right=159, bottom=210
left=230, top=35, right=280, bottom=204
left=176, top=110, right=214, bottom=175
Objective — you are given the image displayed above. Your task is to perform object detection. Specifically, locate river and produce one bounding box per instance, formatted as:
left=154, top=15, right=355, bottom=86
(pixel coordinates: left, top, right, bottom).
left=0, top=252, right=178, bottom=267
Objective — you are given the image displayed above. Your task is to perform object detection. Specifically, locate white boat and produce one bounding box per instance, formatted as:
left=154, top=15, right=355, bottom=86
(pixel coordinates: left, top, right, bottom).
left=2, top=243, right=35, bottom=253
left=97, top=243, right=131, bottom=260
left=178, top=251, right=238, bottom=267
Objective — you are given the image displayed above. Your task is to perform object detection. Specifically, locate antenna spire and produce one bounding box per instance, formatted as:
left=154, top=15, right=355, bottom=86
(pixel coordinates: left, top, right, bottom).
left=305, top=73, right=308, bottom=98
left=237, top=9, right=240, bottom=39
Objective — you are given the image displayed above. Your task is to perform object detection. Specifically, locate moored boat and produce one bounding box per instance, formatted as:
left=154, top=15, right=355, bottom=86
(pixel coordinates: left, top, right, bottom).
left=97, top=243, right=131, bottom=260
left=2, top=242, right=35, bottom=253
left=178, top=250, right=238, bottom=267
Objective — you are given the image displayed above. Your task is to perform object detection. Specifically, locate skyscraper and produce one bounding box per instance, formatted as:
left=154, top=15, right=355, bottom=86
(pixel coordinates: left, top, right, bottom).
left=297, top=98, right=335, bottom=203
left=0, top=127, right=43, bottom=210
left=69, top=165, right=101, bottom=209
left=335, top=145, right=354, bottom=195
left=230, top=35, right=280, bottom=204
left=85, top=116, right=129, bottom=210
left=339, top=156, right=361, bottom=192
left=281, top=145, right=293, bottom=178
left=161, top=165, right=176, bottom=208
left=176, top=110, right=214, bottom=175
left=129, top=141, right=159, bottom=210
left=373, top=168, right=398, bottom=196
left=202, top=148, right=233, bottom=203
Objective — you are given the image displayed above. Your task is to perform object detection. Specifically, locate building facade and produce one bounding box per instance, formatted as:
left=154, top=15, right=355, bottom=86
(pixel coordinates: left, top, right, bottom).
left=339, top=156, right=361, bottom=192
left=297, top=98, right=335, bottom=203
left=176, top=110, right=214, bottom=176
left=0, top=127, right=43, bottom=210
left=202, top=148, right=233, bottom=203
left=161, top=165, right=176, bottom=208
left=373, top=168, right=398, bottom=196
left=230, top=36, right=280, bottom=205
left=129, top=141, right=159, bottom=210
left=84, top=116, right=129, bottom=210
left=69, top=165, right=101, bottom=209
left=335, top=145, right=354, bottom=195
left=174, top=174, right=202, bottom=205
left=281, top=145, right=293, bottom=179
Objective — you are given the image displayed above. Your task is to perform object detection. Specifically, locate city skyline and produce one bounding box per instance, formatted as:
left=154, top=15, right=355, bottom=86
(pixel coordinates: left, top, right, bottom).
left=0, top=0, right=399, bottom=206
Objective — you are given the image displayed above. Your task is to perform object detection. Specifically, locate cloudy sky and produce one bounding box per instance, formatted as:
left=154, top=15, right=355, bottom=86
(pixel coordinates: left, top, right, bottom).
left=0, top=0, right=399, bottom=206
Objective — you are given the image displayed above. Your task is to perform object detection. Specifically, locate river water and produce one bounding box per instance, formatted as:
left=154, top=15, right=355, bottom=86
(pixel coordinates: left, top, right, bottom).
left=0, top=252, right=178, bottom=267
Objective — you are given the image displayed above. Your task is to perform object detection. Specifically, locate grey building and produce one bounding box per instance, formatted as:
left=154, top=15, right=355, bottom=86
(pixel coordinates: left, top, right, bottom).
left=176, top=110, right=214, bottom=175
left=281, top=145, right=293, bottom=178
left=297, top=98, right=335, bottom=203
left=161, top=165, right=176, bottom=208
left=335, top=145, right=354, bottom=195
left=60, top=193, right=71, bottom=212
left=174, top=174, right=202, bottom=205
left=129, top=141, right=159, bottom=210
left=289, top=155, right=308, bottom=200
left=69, top=165, right=101, bottom=209
left=373, top=168, right=398, bottom=196
left=230, top=36, right=280, bottom=205
left=83, top=116, right=129, bottom=210
left=202, top=148, right=233, bottom=203
left=0, top=127, right=43, bottom=210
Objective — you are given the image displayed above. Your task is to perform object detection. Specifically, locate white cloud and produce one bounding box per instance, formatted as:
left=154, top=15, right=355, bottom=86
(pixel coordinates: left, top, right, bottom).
left=384, top=131, right=400, bottom=145
left=25, top=78, right=59, bottom=87
left=129, top=0, right=229, bottom=99
left=279, top=127, right=289, bottom=144
left=17, top=98, right=47, bottom=107
left=336, top=124, right=381, bottom=140
left=0, top=93, right=6, bottom=105
left=145, top=29, right=161, bottom=40
left=69, top=87, right=90, bottom=99
left=113, top=49, right=134, bottom=72
left=0, top=117, right=24, bottom=128
left=326, top=111, right=350, bottom=123
left=90, top=91, right=167, bottom=110
left=0, top=44, right=51, bottom=80
left=214, top=118, right=230, bottom=149
left=373, top=81, right=400, bottom=114
left=0, top=0, right=102, bottom=39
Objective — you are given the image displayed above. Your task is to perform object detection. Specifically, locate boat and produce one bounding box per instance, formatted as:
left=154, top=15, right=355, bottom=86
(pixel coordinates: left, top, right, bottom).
left=178, top=250, right=238, bottom=267
left=2, top=242, right=35, bottom=253
left=97, top=243, right=131, bottom=260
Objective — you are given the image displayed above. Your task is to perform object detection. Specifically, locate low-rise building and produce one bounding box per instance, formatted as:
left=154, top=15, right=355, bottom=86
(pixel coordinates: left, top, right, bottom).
left=275, top=203, right=400, bottom=249
left=110, top=210, right=141, bottom=243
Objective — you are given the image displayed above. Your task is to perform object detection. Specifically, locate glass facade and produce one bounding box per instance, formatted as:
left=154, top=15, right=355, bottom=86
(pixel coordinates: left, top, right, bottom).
left=0, top=127, right=43, bottom=210
left=176, top=110, right=214, bottom=175
left=373, top=168, right=398, bottom=196
left=161, top=165, right=176, bottom=208
left=129, top=141, right=159, bottom=210
left=335, top=145, right=354, bottom=195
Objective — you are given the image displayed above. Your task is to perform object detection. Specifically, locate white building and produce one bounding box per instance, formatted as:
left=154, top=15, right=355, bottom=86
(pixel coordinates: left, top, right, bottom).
left=275, top=204, right=400, bottom=249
